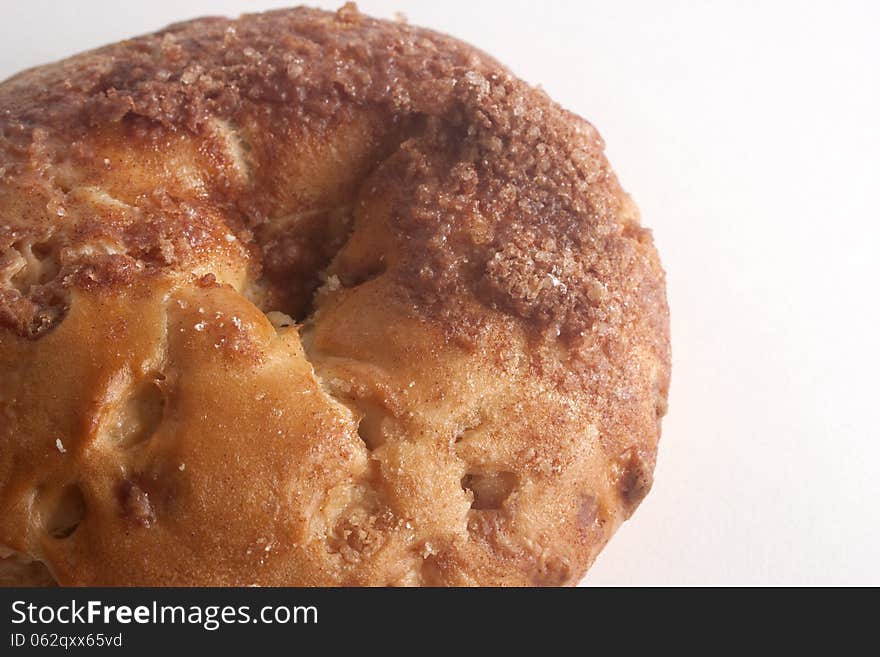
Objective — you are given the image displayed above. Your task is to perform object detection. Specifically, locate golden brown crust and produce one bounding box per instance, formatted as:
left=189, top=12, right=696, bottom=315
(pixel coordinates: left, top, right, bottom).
left=0, top=4, right=669, bottom=586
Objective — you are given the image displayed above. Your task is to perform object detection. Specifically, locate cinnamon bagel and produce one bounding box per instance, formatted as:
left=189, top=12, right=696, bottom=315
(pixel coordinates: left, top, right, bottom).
left=0, top=4, right=670, bottom=586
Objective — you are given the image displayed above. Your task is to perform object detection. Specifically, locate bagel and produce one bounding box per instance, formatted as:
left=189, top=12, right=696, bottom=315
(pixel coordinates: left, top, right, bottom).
left=0, top=4, right=670, bottom=586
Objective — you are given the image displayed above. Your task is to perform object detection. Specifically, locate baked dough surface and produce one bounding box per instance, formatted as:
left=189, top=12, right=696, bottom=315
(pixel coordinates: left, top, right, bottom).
left=0, top=4, right=670, bottom=586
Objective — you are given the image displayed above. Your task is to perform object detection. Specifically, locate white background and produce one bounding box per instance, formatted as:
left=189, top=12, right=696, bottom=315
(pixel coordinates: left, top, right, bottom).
left=3, top=1, right=878, bottom=585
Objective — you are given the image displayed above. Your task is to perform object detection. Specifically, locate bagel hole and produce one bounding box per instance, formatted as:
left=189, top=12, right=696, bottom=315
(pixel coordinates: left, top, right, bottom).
left=42, top=484, right=86, bottom=539
left=256, top=206, right=354, bottom=321
left=462, top=471, right=517, bottom=510
left=105, top=374, right=165, bottom=448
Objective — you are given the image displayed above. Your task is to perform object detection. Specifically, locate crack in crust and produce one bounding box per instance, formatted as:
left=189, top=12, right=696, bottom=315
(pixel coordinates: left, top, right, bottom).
left=0, top=4, right=670, bottom=586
